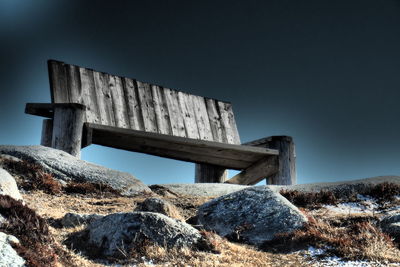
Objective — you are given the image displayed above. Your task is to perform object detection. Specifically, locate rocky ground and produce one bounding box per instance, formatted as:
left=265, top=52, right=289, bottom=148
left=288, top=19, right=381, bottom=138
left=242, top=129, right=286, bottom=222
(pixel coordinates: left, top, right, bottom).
left=0, top=146, right=400, bottom=267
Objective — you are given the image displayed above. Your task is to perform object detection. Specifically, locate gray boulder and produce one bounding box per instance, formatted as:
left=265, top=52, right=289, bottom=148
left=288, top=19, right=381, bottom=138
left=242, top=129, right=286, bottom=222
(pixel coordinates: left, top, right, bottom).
left=196, top=186, right=308, bottom=246
left=0, top=232, right=25, bottom=267
left=0, top=145, right=150, bottom=196
left=61, top=212, right=104, bottom=228
left=0, top=168, right=23, bottom=201
left=154, top=183, right=249, bottom=197
left=136, top=197, right=183, bottom=220
left=87, top=212, right=205, bottom=258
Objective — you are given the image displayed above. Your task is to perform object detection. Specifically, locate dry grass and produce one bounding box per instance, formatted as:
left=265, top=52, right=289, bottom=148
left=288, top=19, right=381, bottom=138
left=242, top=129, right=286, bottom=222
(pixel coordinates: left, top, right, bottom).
left=2, top=158, right=399, bottom=266
left=262, top=212, right=400, bottom=263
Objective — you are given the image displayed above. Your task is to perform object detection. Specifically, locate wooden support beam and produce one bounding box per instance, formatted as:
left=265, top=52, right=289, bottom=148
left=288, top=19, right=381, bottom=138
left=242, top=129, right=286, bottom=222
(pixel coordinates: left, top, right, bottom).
left=25, top=103, right=54, bottom=118
left=195, top=164, right=227, bottom=183
left=52, top=103, right=86, bottom=158
left=40, top=119, right=53, bottom=147
left=244, top=136, right=296, bottom=185
left=83, top=123, right=279, bottom=170
left=224, top=156, right=278, bottom=185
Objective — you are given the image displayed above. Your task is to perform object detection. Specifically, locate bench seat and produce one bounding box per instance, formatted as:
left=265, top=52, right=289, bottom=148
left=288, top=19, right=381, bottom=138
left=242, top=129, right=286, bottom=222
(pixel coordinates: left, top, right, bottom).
left=83, top=123, right=279, bottom=170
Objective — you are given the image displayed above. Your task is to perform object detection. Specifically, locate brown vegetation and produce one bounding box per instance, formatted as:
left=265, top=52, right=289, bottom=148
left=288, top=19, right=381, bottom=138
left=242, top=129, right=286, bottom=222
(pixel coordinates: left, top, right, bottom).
left=261, top=213, right=400, bottom=262
left=0, top=195, right=75, bottom=267
left=1, top=158, right=62, bottom=194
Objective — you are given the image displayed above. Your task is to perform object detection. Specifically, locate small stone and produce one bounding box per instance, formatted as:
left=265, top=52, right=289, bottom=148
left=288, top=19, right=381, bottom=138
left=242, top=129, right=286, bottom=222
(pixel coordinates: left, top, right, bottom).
left=136, top=197, right=184, bottom=220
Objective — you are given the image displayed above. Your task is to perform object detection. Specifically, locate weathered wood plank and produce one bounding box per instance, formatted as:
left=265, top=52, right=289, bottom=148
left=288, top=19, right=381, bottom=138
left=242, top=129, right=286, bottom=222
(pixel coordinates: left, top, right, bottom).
left=218, top=101, right=241, bottom=144
left=205, top=98, right=225, bottom=143
left=93, top=71, right=115, bottom=126
left=178, top=92, right=200, bottom=139
left=137, top=81, right=158, bottom=133
left=25, top=103, right=54, bottom=118
left=122, top=78, right=144, bottom=131
left=79, top=67, right=100, bottom=124
left=225, top=156, right=279, bottom=185
left=192, top=95, right=213, bottom=141
left=109, top=75, right=130, bottom=128
left=48, top=60, right=69, bottom=103
left=85, top=123, right=279, bottom=170
left=65, top=64, right=81, bottom=103
left=164, top=88, right=186, bottom=137
left=152, top=85, right=172, bottom=135
left=52, top=104, right=86, bottom=158
left=40, top=119, right=53, bottom=147
left=195, top=164, right=227, bottom=183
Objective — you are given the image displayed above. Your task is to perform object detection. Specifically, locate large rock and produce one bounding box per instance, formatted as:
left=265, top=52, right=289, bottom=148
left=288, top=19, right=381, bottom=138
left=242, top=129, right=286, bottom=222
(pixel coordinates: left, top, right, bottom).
left=196, top=186, right=308, bottom=246
left=136, top=197, right=183, bottom=220
left=154, top=183, right=249, bottom=197
left=87, top=212, right=205, bottom=258
left=0, top=145, right=150, bottom=196
left=0, top=168, right=22, bottom=201
left=0, top=232, right=25, bottom=267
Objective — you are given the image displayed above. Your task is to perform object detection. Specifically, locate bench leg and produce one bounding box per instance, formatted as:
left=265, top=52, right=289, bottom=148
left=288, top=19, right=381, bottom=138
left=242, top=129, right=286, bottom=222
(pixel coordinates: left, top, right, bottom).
left=195, top=164, right=227, bottom=183
left=40, top=119, right=53, bottom=147
left=52, top=104, right=86, bottom=158
left=266, top=136, right=296, bottom=185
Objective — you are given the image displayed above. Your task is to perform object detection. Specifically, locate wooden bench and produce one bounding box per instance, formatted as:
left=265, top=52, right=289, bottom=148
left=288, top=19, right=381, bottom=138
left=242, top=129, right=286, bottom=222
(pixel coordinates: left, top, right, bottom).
left=25, top=60, right=296, bottom=185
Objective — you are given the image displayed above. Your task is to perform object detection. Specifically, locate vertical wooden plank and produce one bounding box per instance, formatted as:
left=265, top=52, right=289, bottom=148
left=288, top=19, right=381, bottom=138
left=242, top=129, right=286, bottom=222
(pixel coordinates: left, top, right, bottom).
left=163, top=88, right=186, bottom=137
left=136, top=81, right=158, bottom=132
left=48, top=60, right=69, bottom=103
left=40, top=119, right=53, bottom=147
left=93, top=71, right=115, bottom=126
left=205, top=98, right=226, bottom=143
left=152, top=85, right=172, bottom=135
left=218, top=101, right=241, bottom=144
left=65, top=64, right=82, bottom=104
left=191, top=95, right=213, bottom=141
left=109, top=75, right=130, bottom=129
left=79, top=68, right=100, bottom=124
left=178, top=92, right=200, bottom=139
left=122, top=77, right=144, bottom=131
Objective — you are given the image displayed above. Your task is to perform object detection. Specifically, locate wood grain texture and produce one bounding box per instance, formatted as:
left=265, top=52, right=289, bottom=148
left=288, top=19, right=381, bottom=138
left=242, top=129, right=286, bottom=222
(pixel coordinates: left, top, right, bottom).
left=218, top=101, right=241, bottom=144
left=164, top=88, right=186, bottom=137
left=137, top=81, right=158, bottom=133
left=46, top=60, right=242, bottom=144
left=205, top=98, right=226, bottom=143
left=52, top=104, right=86, bottom=158
left=152, top=85, right=172, bottom=135
left=109, top=75, right=129, bottom=128
left=40, top=119, right=53, bottom=147
left=244, top=136, right=296, bottom=185
left=85, top=123, right=278, bottom=170
left=79, top=67, right=100, bottom=124
left=93, top=71, right=115, bottom=126
left=122, top=78, right=144, bottom=131
left=225, top=156, right=279, bottom=185
left=192, top=95, right=213, bottom=141
left=195, top=164, right=227, bottom=183
left=48, top=60, right=69, bottom=103
left=178, top=91, right=200, bottom=139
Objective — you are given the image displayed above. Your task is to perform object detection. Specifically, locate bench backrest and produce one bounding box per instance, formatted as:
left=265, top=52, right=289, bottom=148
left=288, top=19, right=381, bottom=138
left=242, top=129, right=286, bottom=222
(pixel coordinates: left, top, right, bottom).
left=48, top=60, right=241, bottom=145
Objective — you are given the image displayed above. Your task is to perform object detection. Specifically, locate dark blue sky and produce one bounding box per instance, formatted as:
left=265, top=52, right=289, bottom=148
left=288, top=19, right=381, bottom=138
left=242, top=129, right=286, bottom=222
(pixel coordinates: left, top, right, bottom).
left=1, top=0, right=399, bottom=184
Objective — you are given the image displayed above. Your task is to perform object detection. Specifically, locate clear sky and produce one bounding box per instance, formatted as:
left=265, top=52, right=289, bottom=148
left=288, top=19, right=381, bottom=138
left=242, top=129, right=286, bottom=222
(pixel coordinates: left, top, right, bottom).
left=1, top=0, right=399, bottom=185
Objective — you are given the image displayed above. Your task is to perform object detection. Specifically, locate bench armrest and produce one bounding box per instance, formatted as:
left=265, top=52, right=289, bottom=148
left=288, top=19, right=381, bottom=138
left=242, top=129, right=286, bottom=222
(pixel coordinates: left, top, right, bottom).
left=25, top=103, right=86, bottom=118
